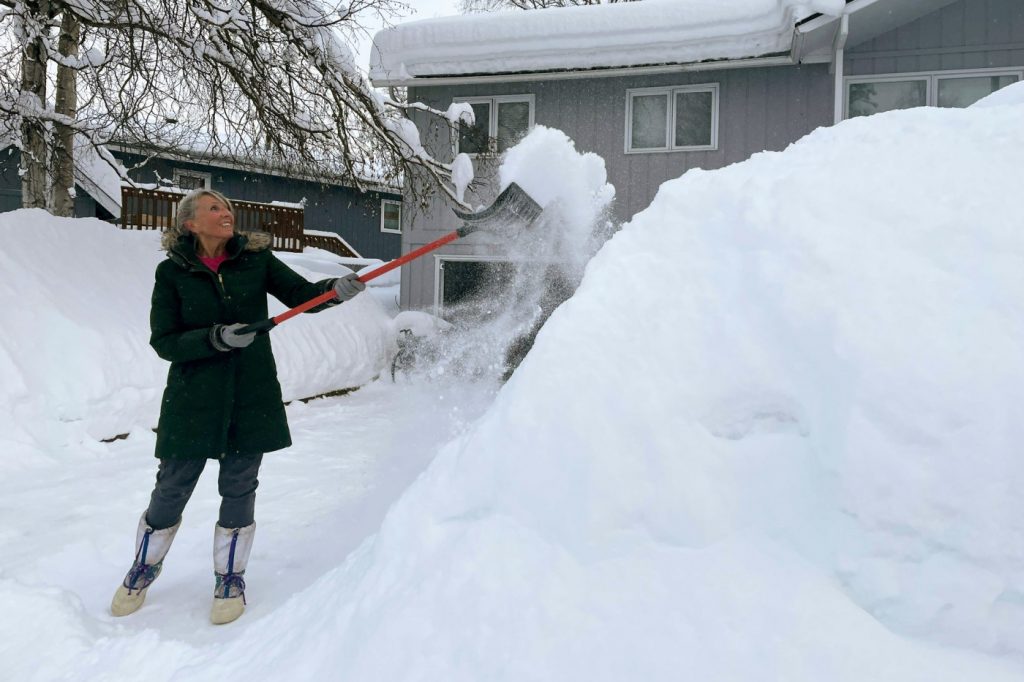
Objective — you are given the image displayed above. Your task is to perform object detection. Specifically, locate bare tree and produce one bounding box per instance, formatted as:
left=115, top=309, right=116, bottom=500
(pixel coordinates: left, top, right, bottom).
left=51, top=8, right=79, bottom=216
left=459, top=0, right=639, bottom=13
left=0, top=0, right=466, bottom=216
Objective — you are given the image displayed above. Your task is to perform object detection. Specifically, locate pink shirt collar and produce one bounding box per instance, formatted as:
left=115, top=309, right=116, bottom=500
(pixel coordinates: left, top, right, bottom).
left=199, top=254, right=229, bottom=273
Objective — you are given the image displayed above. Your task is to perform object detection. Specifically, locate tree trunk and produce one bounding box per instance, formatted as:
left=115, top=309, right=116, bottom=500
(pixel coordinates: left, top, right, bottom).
left=52, top=10, right=81, bottom=217
left=19, top=0, right=50, bottom=210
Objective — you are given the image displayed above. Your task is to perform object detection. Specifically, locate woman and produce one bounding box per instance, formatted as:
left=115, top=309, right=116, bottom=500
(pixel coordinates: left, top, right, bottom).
left=110, top=188, right=365, bottom=625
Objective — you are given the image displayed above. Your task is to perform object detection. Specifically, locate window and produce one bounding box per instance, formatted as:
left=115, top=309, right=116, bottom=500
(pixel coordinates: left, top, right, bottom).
left=173, top=169, right=212, bottom=190
left=845, top=68, right=1022, bottom=118
left=848, top=79, right=927, bottom=117
left=626, top=84, right=719, bottom=153
left=455, top=95, right=534, bottom=155
left=381, top=199, right=401, bottom=234
left=937, top=74, right=1019, bottom=108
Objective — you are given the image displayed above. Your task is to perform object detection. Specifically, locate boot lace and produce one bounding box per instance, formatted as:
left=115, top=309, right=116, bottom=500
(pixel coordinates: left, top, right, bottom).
left=216, top=572, right=247, bottom=604
left=123, top=527, right=162, bottom=594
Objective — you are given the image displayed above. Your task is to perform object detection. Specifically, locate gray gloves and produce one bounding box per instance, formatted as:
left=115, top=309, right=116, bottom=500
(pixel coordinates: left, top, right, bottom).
left=210, top=323, right=257, bottom=352
left=333, top=273, right=366, bottom=302
left=208, top=274, right=363, bottom=353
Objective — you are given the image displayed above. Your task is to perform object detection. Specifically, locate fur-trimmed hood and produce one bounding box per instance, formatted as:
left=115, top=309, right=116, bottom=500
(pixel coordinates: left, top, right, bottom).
left=240, top=231, right=273, bottom=251
left=165, top=231, right=273, bottom=269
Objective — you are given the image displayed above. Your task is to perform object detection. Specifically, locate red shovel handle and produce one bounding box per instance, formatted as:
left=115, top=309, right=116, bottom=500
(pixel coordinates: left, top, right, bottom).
left=238, top=228, right=467, bottom=335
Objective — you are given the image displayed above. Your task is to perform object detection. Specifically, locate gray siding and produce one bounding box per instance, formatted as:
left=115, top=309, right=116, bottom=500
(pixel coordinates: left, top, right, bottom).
left=412, top=65, right=834, bottom=224
left=400, top=0, right=1024, bottom=312
left=402, top=63, right=835, bottom=310
left=846, top=0, right=1024, bottom=74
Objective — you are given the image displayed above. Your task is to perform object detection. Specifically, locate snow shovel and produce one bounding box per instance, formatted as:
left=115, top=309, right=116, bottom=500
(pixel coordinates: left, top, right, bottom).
left=238, top=182, right=543, bottom=335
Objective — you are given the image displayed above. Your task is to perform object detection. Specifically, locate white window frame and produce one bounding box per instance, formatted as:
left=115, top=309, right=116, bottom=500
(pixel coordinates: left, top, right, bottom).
left=380, top=198, right=402, bottom=234
left=843, top=66, right=1024, bottom=119
left=453, top=94, right=536, bottom=156
left=172, top=168, right=212, bottom=190
left=624, top=83, right=720, bottom=154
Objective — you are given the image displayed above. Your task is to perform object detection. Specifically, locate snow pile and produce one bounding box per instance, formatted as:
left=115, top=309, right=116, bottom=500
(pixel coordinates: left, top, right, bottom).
left=391, top=310, right=452, bottom=338
left=971, top=79, right=1024, bottom=108
left=0, top=212, right=393, bottom=469
left=215, top=104, right=1022, bottom=678
left=3, top=93, right=1024, bottom=682
left=370, top=0, right=844, bottom=82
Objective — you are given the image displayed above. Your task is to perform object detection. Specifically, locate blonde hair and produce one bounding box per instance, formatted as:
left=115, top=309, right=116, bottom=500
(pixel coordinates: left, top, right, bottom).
left=160, top=188, right=235, bottom=251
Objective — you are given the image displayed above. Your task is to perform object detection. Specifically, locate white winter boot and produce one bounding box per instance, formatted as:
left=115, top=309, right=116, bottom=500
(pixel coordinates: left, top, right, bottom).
left=110, top=514, right=181, bottom=617
left=210, top=522, right=255, bottom=625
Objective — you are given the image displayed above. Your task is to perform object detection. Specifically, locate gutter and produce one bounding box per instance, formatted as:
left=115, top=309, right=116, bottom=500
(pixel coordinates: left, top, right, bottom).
left=373, top=54, right=799, bottom=89
left=832, top=13, right=850, bottom=124
left=789, top=23, right=806, bottom=64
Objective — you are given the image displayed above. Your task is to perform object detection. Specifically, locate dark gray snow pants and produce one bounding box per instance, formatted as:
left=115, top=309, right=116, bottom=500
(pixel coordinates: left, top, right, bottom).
left=145, top=454, right=263, bottom=530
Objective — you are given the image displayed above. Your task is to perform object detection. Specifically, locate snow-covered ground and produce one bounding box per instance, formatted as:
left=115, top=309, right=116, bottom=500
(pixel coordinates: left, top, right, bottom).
left=3, top=84, right=1024, bottom=680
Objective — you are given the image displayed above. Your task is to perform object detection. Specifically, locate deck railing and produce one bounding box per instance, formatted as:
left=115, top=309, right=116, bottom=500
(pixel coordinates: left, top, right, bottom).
left=120, top=187, right=305, bottom=253
left=304, top=231, right=360, bottom=258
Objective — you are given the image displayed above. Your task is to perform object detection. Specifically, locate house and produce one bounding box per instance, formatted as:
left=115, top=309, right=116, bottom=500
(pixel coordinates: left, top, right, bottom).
left=369, top=0, right=1023, bottom=313
left=0, top=139, right=124, bottom=221
left=0, top=142, right=404, bottom=260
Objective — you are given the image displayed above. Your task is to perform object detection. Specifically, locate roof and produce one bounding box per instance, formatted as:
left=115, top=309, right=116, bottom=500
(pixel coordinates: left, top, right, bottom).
left=369, top=0, right=966, bottom=87
left=369, top=0, right=845, bottom=86
left=0, top=138, right=125, bottom=218
left=107, top=143, right=402, bottom=196
left=74, top=138, right=125, bottom=218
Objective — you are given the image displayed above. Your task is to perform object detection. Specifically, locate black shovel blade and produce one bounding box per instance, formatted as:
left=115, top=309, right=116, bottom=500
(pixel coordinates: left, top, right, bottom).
left=452, top=182, right=543, bottom=238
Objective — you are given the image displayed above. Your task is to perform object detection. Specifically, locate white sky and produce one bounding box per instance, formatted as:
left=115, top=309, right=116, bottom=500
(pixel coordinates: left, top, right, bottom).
left=354, top=0, right=462, bottom=74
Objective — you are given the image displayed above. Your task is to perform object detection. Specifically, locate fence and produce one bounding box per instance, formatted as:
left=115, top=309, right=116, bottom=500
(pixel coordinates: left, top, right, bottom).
left=120, top=187, right=304, bottom=253
left=304, top=231, right=360, bottom=258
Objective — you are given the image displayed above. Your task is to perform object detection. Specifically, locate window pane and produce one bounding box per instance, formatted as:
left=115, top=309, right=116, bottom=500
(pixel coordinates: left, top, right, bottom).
left=177, top=174, right=207, bottom=190
left=848, top=80, right=927, bottom=117
left=675, top=90, right=713, bottom=147
left=937, top=74, right=1019, bottom=108
left=458, top=102, right=491, bottom=154
left=383, top=202, right=401, bottom=231
left=496, top=101, right=530, bottom=152
left=630, top=94, right=668, bottom=149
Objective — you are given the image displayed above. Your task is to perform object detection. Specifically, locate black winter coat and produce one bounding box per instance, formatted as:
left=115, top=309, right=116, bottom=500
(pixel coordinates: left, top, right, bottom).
left=150, top=232, right=336, bottom=459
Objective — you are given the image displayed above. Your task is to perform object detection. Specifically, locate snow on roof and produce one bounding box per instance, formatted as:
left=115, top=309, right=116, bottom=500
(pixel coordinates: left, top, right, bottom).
left=74, top=137, right=126, bottom=218
left=0, top=136, right=125, bottom=218
left=107, top=142, right=402, bottom=195
left=370, top=0, right=845, bottom=85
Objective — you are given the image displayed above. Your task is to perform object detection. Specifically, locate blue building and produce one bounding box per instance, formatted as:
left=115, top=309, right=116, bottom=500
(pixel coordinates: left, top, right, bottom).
left=0, top=143, right=403, bottom=260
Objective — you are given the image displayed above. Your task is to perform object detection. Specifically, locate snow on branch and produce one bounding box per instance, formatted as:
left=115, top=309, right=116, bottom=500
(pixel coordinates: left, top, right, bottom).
left=2, top=0, right=470, bottom=211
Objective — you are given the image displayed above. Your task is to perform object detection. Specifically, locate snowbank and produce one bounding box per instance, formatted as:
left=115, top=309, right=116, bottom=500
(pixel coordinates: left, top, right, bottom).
left=4, top=90, right=1024, bottom=682
left=971, top=79, right=1024, bottom=108
left=0, top=212, right=392, bottom=468
left=214, top=104, right=1024, bottom=677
